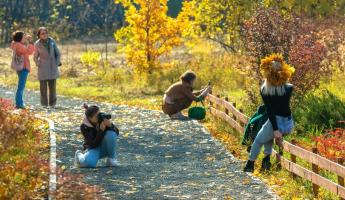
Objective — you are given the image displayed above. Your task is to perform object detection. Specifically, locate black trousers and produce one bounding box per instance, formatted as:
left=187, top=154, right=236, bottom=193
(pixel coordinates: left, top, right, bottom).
left=40, top=79, right=57, bottom=106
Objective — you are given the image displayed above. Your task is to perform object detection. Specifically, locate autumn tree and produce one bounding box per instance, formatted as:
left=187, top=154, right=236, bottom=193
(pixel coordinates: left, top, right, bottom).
left=263, top=0, right=345, bottom=17
left=240, top=7, right=331, bottom=104
left=114, top=0, right=193, bottom=74
left=289, top=35, right=328, bottom=95
left=192, top=0, right=257, bottom=52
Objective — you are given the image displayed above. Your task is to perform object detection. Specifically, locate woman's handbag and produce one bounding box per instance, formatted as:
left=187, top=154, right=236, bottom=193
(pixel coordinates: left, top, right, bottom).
left=11, top=50, right=24, bottom=71
left=188, top=101, right=206, bottom=120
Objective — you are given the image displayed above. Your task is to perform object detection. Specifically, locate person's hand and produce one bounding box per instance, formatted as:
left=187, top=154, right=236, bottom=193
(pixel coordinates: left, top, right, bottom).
left=99, top=122, right=106, bottom=131
left=25, top=34, right=33, bottom=43
left=274, top=130, right=283, bottom=147
left=274, top=130, right=282, bottom=139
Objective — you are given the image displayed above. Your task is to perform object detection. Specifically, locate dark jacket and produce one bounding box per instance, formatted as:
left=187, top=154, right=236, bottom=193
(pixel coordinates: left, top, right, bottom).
left=242, top=105, right=268, bottom=145
left=261, top=85, right=293, bottom=131
left=80, top=116, right=119, bottom=150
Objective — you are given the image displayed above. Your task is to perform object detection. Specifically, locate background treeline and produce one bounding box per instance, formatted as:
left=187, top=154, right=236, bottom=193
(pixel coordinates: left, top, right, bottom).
left=1, top=0, right=344, bottom=45
left=0, top=0, right=183, bottom=44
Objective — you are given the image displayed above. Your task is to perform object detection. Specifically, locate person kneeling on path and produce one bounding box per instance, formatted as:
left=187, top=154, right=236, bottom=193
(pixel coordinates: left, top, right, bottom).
left=162, top=70, right=211, bottom=120
left=243, top=54, right=295, bottom=173
left=75, top=104, right=120, bottom=168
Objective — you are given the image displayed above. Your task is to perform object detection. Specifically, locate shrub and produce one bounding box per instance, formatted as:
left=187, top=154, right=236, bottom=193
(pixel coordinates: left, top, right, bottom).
left=289, top=35, right=329, bottom=95
left=0, top=98, right=49, bottom=198
left=242, top=7, right=297, bottom=65
left=80, top=51, right=102, bottom=74
left=241, top=8, right=332, bottom=99
left=317, top=17, right=345, bottom=71
left=0, top=98, right=14, bottom=111
left=314, top=128, right=345, bottom=161
left=293, top=90, right=345, bottom=134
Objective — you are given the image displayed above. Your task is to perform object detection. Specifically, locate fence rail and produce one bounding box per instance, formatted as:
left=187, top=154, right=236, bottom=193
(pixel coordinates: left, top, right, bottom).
left=206, top=93, right=345, bottom=199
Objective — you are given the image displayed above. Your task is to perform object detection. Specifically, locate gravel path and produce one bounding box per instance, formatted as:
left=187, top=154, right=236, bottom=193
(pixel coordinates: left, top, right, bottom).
left=0, top=86, right=278, bottom=200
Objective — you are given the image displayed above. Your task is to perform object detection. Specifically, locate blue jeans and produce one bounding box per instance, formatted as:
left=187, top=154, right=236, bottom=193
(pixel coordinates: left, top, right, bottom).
left=15, top=69, right=29, bottom=108
left=249, top=116, right=294, bottom=161
left=79, top=130, right=117, bottom=168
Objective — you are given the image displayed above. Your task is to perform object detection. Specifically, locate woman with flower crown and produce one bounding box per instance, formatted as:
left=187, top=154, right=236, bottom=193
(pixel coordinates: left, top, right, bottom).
left=244, top=54, right=295, bottom=173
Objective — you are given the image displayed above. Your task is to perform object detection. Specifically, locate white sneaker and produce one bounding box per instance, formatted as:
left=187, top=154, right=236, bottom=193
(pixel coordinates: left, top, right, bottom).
left=74, top=150, right=83, bottom=167
left=106, top=158, right=120, bottom=167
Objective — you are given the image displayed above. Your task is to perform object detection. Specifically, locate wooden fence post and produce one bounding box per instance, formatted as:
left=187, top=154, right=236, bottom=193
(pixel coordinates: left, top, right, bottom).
left=216, top=95, right=221, bottom=110
left=232, top=102, right=237, bottom=121
left=337, top=157, right=345, bottom=200
left=291, top=139, right=297, bottom=179
left=312, top=147, right=320, bottom=197
left=225, top=97, right=229, bottom=115
left=239, top=108, right=244, bottom=127
left=276, top=151, right=282, bottom=170
left=209, top=91, right=213, bottom=107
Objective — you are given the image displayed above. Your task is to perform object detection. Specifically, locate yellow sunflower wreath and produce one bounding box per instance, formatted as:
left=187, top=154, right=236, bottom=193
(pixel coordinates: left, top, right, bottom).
left=260, top=53, right=295, bottom=86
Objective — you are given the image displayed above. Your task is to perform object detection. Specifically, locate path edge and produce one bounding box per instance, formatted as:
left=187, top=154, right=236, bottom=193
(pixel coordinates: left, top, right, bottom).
left=36, top=115, right=56, bottom=200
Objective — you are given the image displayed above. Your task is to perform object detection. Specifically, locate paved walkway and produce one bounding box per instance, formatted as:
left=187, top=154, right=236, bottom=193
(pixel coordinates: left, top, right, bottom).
left=0, top=86, right=278, bottom=199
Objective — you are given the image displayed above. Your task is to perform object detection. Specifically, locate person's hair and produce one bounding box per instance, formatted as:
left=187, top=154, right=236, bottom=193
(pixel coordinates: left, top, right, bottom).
left=37, top=27, right=48, bottom=38
left=12, top=31, right=25, bottom=42
left=261, top=80, right=291, bottom=96
left=180, top=70, right=196, bottom=84
left=83, top=103, right=99, bottom=118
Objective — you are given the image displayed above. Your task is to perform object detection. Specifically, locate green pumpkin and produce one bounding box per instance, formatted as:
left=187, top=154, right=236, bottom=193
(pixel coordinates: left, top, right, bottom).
left=188, top=106, right=206, bottom=120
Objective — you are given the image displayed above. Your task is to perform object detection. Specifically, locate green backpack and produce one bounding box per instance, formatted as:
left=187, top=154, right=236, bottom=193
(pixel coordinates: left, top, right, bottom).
left=188, top=102, right=206, bottom=120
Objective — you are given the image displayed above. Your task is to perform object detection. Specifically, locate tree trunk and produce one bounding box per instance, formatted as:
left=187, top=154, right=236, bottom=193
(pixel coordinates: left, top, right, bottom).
left=41, top=0, right=50, bottom=21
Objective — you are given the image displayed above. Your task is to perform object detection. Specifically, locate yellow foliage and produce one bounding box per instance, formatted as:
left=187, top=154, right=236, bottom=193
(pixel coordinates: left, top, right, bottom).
left=115, top=0, right=194, bottom=73
left=260, top=53, right=295, bottom=86
left=0, top=108, right=49, bottom=198
left=80, top=51, right=101, bottom=72
left=80, top=50, right=110, bottom=78
left=192, top=0, right=255, bottom=51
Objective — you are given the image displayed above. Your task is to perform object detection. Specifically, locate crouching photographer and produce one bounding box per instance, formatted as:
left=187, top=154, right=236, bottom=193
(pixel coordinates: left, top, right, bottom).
left=74, top=103, right=120, bottom=168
